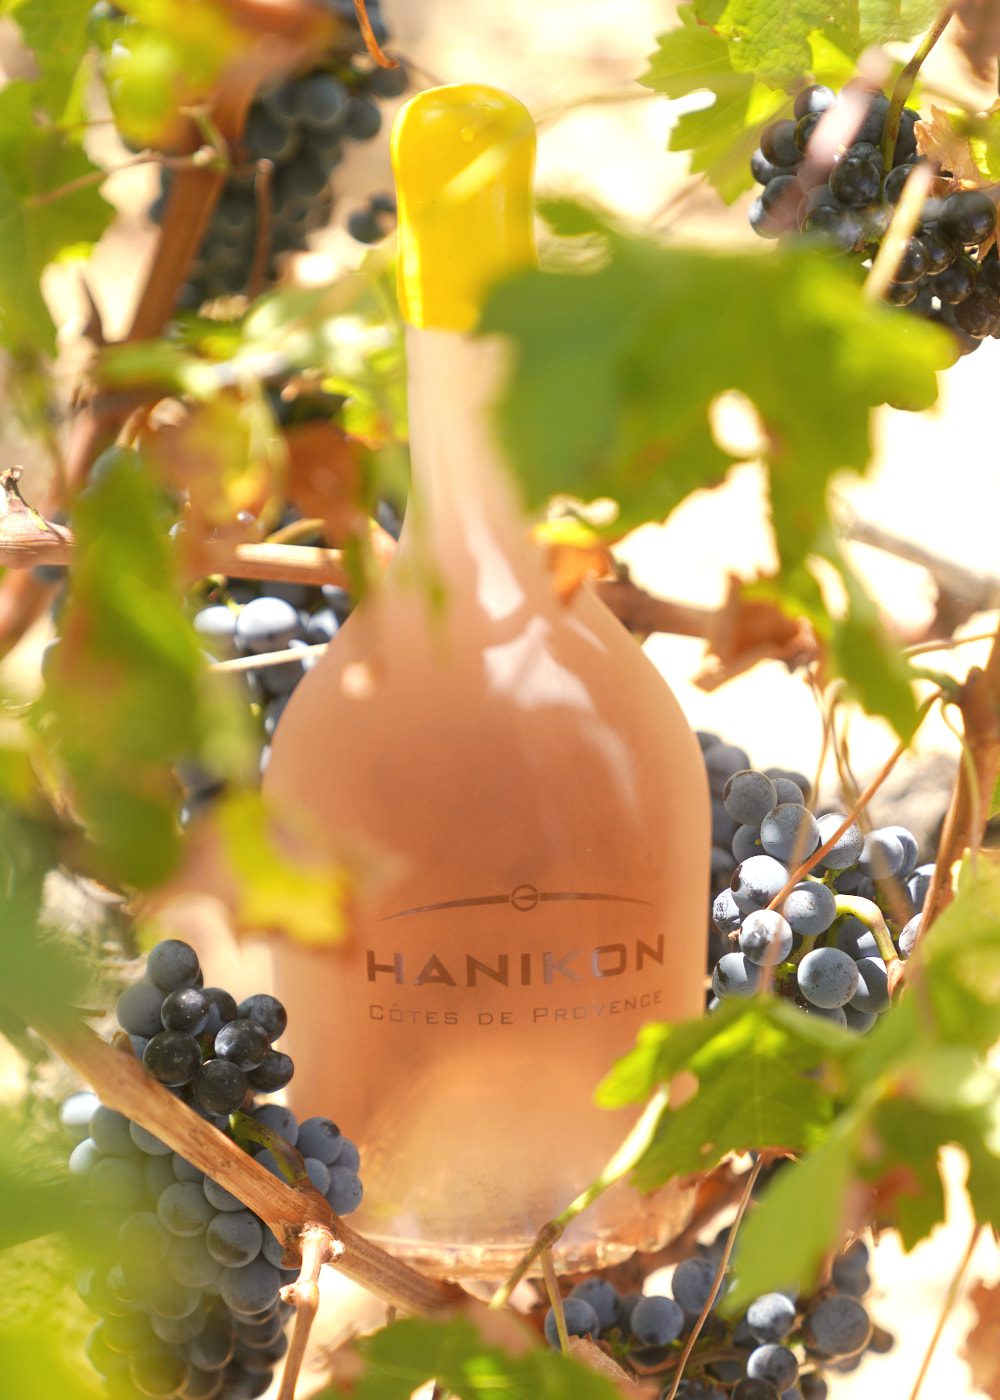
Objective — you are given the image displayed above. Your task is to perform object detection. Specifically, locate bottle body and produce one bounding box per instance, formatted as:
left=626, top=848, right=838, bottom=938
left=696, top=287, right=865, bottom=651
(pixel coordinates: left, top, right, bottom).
left=263, top=332, right=710, bottom=1277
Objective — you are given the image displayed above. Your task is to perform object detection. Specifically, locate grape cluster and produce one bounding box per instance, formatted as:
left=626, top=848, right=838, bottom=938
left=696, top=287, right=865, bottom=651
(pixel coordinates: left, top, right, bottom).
left=90, top=0, right=407, bottom=305
left=62, top=938, right=363, bottom=1400
left=347, top=192, right=398, bottom=245
left=701, top=736, right=932, bottom=1030
left=748, top=84, right=1000, bottom=357
left=544, top=1235, right=889, bottom=1398
left=183, top=492, right=399, bottom=812
left=701, top=735, right=812, bottom=967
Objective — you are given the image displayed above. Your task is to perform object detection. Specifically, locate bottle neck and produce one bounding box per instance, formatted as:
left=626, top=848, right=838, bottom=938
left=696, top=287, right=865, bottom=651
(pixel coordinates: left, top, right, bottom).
left=394, top=327, right=548, bottom=620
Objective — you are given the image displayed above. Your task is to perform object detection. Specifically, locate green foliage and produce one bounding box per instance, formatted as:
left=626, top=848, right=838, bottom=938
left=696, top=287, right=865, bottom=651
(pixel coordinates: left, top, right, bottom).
left=484, top=203, right=944, bottom=736
left=0, top=81, right=112, bottom=356
left=333, top=1316, right=623, bottom=1400
left=2, top=0, right=93, bottom=119
left=640, top=0, right=939, bottom=200
left=40, top=447, right=253, bottom=888
left=601, top=862, right=1000, bottom=1306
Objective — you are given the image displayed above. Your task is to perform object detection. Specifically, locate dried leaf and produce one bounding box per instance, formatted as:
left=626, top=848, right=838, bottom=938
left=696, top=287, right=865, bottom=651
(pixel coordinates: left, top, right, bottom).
left=916, top=106, right=990, bottom=186
left=567, top=1336, right=645, bottom=1388
left=955, top=0, right=1000, bottom=84
left=963, top=1279, right=1000, bottom=1398
left=696, top=575, right=819, bottom=689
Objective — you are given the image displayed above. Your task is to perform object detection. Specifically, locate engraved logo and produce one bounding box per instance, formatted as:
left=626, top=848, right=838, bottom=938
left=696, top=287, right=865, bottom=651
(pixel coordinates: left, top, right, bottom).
left=380, top=885, right=651, bottom=922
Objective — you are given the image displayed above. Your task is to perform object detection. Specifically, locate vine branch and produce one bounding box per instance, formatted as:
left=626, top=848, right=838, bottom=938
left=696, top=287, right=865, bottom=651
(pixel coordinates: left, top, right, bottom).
left=277, top=1224, right=338, bottom=1400
left=36, top=1014, right=464, bottom=1316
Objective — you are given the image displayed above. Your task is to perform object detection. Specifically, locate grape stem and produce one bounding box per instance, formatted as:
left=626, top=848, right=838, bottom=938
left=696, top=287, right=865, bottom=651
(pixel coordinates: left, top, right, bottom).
left=353, top=0, right=398, bottom=68
left=833, top=895, right=898, bottom=965
left=539, top=1248, right=572, bottom=1356
left=489, top=1085, right=673, bottom=1309
left=229, top=1109, right=311, bottom=1185
left=880, top=3, right=959, bottom=175
left=35, top=1015, right=466, bottom=1315
left=661, top=1154, right=766, bottom=1400
left=26, top=148, right=222, bottom=209
left=277, top=1224, right=338, bottom=1400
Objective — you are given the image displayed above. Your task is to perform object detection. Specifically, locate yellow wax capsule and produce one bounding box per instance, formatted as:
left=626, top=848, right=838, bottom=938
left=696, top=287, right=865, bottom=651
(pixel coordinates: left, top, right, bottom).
left=391, top=83, right=536, bottom=331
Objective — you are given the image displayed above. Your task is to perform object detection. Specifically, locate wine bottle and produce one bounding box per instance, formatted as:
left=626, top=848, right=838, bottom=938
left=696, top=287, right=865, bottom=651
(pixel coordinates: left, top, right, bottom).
left=263, top=83, right=710, bottom=1278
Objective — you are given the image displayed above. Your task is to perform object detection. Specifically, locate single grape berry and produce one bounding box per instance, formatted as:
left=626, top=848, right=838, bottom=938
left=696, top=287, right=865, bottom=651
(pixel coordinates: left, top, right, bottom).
left=760, top=804, right=819, bottom=864
left=781, top=881, right=836, bottom=936
left=954, top=291, right=1000, bottom=338
left=672, top=1256, right=718, bottom=1313
left=892, top=238, right=929, bottom=285
left=739, top=909, right=794, bottom=967
left=751, top=149, right=781, bottom=184
left=804, top=1295, right=872, bottom=1356
left=797, top=947, right=861, bottom=1009
left=722, top=770, right=778, bottom=827
left=931, top=258, right=977, bottom=304
left=712, top=952, right=762, bottom=1000
left=145, top=940, right=201, bottom=993
left=939, top=190, right=998, bottom=245
left=746, top=1292, right=796, bottom=1343
left=236, top=994, right=287, bottom=1043
left=731, top=855, right=790, bottom=915
left=160, top=987, right=210, bottom=1036
left=760, top=119, right=801, bottom=168
left=794, top=110, right=822, bottom=152
left=543, top=1297, right=599, bottom=1346
left=884, top=163, right=916, bottom=203
left=569, top=1278, right=620, bottom=1330
left=829, top=156, right=880, bottom=208
left=116, top=982, right=167, bottom=1038
left=193, top=1058, right=248, bottom=1115
left=631, top=1294, right=685, bottom=1346
left=794, top=84, right=835, bottom=119
left=247, top=1050, right=294, bottom=1093
left=917, top=226, right=958, bottom=275
left=214, top=1019, right=270, bottom=1071
left=143, top=1031, right=203, bottom=1087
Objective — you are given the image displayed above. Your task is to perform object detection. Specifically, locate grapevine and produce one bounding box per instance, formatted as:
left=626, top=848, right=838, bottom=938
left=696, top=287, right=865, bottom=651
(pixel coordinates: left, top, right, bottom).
left=0, top=3, right=996, bottom=1400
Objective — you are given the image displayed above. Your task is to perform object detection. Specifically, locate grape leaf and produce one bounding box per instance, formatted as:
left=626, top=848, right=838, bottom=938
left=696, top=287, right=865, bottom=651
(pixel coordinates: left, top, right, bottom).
left=964, top=1280, right=1000, bottom=1400
left=483, top=205, right=942, bottom=736
left=0, top=81, right=112, bottom=355
left=41, top=448, right=252, bottom=887
left=918, top=861, right=1000, bottom=1051
left=991, top=772, right=1000, bottom=820
left=954, top=0, right=1000, bottom=84
left=641, top=0, right=943, bottom=199
left=2, top=0, right=93, bottom=119
left=339, top=1316, right=626, bottom=1400
left=726, top=1115, right=862, bottom=1306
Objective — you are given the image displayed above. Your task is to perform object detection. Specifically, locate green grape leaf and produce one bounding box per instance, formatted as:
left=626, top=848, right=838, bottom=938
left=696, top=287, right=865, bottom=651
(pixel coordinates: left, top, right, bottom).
left=710, top=0, right=832, bottom=85
left=484, top=207, right=942, bottom=736
left=598, top=1001, right=847, bottom=1187
left=642, top=1, right=947, bottom=199
left=40, top=448, right=253, bottom=888
left=0, top=81, right=112, bottom=355
left=918, top=861, right=1000, bottom=1051
left=990, top=772, right=1000, bottom=820
left=212, top=792, right=350, bottom=948
left=726, top=1114, right=864, bottom=1306
left=2, top=0, right=93, bottom=119
left=857, top=0, right=941, bottom=45
left=342, top=1316, right=625, bottom=1400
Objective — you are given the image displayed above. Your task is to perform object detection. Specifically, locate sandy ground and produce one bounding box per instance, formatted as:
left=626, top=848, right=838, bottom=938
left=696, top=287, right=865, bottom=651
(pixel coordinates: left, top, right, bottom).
left=1, top=0, right=998, bottom=1395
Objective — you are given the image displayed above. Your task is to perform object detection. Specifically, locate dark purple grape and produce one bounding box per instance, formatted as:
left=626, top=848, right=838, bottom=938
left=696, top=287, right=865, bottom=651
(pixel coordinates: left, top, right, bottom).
left=145, top=940, right=200, bottom=993
left=893, top=237, right=929, bottom=284
left=954, top=291, right=1000, bottom=337
left=979, top=251, right=1000, bottom=293
left=939, top=190, right=997, bottom=245
left=751, top=148, right=780, bottom=184
left=794, top=111, right=822, bottom=152
left=143, top=1031, right=203, bottom=1087
left=246, top=1051, right=294, bottom=1093
left=760, top=119, right=801, bottom=168
left=201, top=987, right=238, bottom=1037
left=193, top=1059, right=248, bottom=1115
left=214, top=1019, right=269, bottom=1071
left=801, top=203, right=863, bottom=251
left=886, top=280, right=919, bottom=306
left=160, top=988, right=210, bottom=1036
left=367, top=58, right=408, bottom=99
left=829, top=156, right=880, bottom=207
left=856, top=93, right=890, bottom=145
left=794, top=84, right=835, bottom=119
left=884, top=163, right=915, bottom=202
left=917, top=226, right=957, bottom=275
left=932, top=258, right=977, bottom=303
left=236, top=994, right=287, bottom=1043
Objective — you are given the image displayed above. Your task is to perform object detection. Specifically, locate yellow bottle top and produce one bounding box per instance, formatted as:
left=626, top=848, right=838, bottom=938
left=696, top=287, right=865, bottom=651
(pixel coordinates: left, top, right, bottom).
left=390, top=83, right=536, bottom=332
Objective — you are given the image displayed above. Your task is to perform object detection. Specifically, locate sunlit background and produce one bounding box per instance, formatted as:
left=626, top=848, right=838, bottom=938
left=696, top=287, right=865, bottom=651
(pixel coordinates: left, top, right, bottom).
left=0, top=0, right=998, bottom=1395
